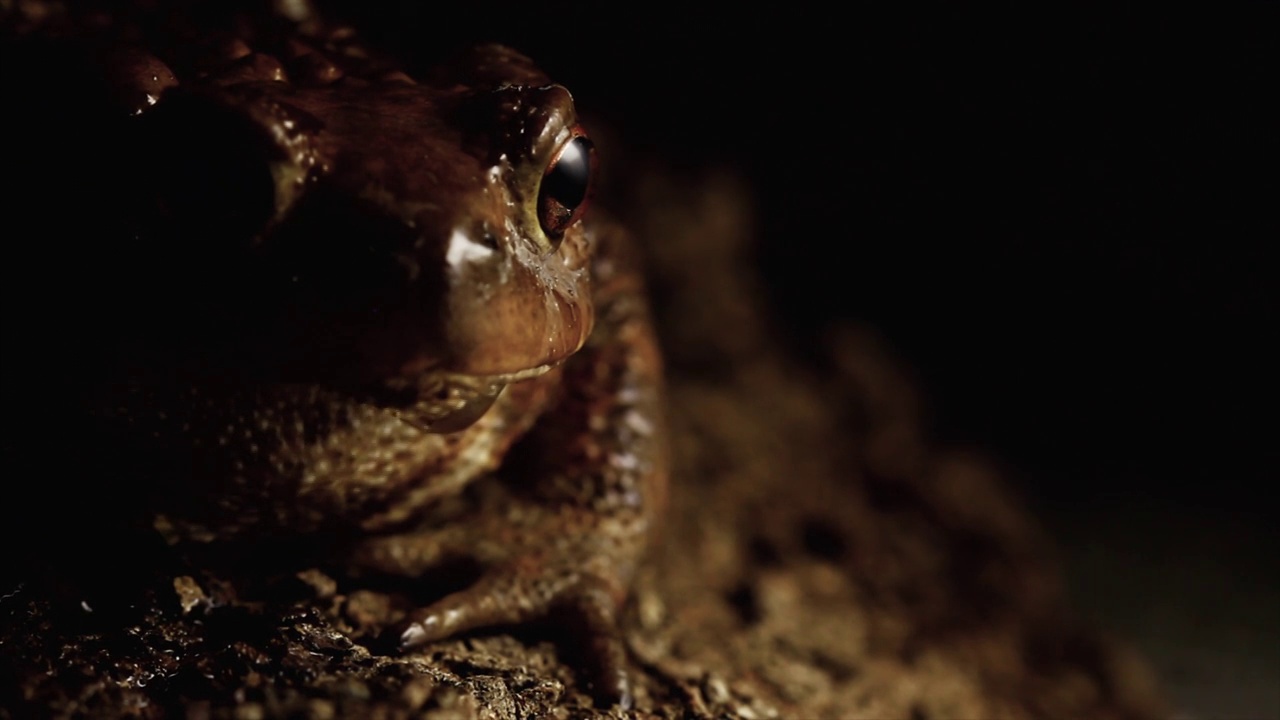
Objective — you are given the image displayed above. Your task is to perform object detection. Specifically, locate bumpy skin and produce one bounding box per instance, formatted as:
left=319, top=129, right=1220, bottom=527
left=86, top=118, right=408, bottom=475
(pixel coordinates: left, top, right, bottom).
left=4, top=3, right=665, bottom=707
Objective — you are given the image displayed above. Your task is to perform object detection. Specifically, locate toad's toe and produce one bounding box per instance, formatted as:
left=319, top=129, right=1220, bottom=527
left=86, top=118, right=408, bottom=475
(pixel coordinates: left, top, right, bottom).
left=397, top=566, right=632, bottom=707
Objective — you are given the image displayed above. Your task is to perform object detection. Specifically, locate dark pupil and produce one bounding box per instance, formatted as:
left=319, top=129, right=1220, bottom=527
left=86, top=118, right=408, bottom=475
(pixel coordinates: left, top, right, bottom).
left=544, top=137, right=592, bottom=211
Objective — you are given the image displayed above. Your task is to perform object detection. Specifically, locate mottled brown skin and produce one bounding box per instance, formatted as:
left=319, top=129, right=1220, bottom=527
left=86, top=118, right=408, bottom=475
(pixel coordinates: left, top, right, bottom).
left=8, top=4, right=665, bottom=708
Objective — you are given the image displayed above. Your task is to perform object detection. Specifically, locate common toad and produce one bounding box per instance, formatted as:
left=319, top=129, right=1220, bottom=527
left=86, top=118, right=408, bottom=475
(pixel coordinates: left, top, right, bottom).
left=1, top=2, right=665, bottom=707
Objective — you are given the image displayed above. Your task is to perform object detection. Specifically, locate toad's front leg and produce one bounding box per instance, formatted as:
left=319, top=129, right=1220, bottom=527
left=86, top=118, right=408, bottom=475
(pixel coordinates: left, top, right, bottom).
left=349, top=224, right=666, bottom=707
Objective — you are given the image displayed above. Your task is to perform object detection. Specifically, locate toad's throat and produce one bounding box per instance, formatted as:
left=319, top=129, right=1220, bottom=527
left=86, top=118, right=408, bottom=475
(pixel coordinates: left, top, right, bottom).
left=376, top=364, right=556, bottom=434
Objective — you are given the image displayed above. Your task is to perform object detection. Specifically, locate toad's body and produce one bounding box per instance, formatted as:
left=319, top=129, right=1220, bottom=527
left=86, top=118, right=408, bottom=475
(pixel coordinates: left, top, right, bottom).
left=2, top=4, right=664, bottom=706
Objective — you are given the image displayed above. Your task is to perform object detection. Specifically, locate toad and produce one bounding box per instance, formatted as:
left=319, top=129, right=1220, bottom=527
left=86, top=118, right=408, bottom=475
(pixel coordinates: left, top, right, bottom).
left=1, top=4, right=665, bottom=707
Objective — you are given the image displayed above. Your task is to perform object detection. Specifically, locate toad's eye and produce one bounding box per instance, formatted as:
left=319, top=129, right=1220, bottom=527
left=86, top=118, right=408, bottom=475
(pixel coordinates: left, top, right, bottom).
left=537, top=127, right=596, bottom=245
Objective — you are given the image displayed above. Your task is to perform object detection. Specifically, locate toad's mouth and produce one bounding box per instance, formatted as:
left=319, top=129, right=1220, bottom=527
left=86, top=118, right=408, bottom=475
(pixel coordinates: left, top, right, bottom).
left=367, top=363, right=556, bottom=434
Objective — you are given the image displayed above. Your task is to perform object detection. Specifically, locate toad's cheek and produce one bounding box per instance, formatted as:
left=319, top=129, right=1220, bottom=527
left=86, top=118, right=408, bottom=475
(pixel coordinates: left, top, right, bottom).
left=440, top=227, right=594, bottom=377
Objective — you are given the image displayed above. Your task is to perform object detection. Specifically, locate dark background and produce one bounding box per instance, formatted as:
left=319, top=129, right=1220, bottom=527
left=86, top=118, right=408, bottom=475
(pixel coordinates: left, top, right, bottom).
left=334, top=4, right=1277, bottom=715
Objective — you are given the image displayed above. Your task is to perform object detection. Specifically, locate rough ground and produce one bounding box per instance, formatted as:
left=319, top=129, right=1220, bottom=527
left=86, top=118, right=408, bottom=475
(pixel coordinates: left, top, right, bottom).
left=0, top=172, right=1168, bottom=719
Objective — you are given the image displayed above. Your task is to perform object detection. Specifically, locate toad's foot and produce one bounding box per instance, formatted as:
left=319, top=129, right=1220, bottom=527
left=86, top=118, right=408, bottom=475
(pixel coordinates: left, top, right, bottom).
left=350, top=508, right=644, bottom=708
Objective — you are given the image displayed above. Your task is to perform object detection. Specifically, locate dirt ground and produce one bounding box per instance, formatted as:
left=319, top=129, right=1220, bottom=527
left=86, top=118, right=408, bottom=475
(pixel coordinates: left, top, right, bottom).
left=0, top=165, right=1170, bottom=719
